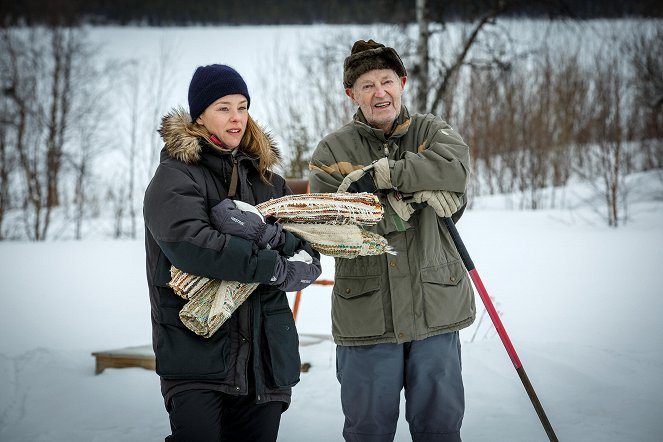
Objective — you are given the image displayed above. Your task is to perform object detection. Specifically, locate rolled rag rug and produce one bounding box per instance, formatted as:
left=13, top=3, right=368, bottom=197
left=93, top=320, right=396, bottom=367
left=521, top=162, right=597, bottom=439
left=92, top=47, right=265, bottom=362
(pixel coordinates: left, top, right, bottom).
left=281, top=223, right=394, bottom=259
left=169, top=267, right=258, bottom=338
left=255, top=192, right=383, bottom=225
left=169, top=192, right=390, bottom=338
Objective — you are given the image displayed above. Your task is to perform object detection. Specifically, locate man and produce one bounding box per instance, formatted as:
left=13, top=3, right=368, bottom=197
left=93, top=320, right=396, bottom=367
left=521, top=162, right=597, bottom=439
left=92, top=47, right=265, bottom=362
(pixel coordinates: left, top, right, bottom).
left=309, top=39, right=476, bottom=442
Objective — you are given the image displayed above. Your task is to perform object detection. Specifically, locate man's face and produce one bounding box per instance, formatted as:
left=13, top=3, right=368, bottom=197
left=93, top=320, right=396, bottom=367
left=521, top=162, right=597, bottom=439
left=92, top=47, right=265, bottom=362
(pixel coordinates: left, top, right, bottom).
left=346, top=69, right=406, bottom=133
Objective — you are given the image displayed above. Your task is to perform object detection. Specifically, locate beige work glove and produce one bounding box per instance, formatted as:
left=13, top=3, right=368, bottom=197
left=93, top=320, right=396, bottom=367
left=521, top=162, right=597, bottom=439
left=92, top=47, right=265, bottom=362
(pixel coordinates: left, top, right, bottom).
left=408, top=190, right=463, bottom=218
left=387, top=192, right=416, bottom=221
left=337, top=158, right=392, bottom=193
left=371, top=158, right=392, bottom=189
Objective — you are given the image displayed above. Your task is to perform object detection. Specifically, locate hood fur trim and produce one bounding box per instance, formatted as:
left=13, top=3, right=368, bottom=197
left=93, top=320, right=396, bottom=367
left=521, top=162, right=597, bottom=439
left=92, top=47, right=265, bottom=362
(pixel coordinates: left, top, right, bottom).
left=158, top=107, right=203, bottom=164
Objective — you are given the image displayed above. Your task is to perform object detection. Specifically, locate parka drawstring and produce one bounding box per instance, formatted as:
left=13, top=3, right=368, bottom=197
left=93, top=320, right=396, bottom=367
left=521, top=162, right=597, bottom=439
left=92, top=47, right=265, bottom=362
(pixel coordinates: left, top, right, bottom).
left=228, top=157, right=239, bottom=198
left=209, top=135, right=239, bottom=199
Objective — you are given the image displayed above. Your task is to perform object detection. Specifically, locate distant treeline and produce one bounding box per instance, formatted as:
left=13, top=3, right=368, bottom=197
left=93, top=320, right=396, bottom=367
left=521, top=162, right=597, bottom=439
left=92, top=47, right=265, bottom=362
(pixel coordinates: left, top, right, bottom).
left=3, top=0, right=662, bottom=26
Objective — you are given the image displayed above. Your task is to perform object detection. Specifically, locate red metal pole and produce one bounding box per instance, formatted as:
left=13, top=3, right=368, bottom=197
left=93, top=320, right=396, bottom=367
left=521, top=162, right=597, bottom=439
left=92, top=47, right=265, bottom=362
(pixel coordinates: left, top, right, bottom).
left=467, top=268, right=521, bottom=368
left=292, top=290, right=303, bottom=321
left=443, top=218, right=559, bottom=442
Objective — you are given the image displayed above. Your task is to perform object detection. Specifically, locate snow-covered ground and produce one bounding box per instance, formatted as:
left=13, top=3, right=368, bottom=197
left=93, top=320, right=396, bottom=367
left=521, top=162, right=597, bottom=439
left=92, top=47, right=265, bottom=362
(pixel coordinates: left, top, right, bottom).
left=1, top=175, right=662, bottom=441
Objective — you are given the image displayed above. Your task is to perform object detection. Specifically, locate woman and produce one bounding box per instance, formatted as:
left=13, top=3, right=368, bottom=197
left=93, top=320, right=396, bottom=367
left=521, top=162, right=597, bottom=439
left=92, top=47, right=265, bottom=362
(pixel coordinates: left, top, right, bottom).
left=144, top=64, right=321, bottom=442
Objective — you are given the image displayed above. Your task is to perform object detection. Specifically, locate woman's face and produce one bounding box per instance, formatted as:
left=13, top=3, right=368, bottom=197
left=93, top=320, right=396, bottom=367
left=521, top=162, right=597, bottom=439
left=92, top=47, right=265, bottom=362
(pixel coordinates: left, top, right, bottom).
left=196, top=94, right=249, bottom=149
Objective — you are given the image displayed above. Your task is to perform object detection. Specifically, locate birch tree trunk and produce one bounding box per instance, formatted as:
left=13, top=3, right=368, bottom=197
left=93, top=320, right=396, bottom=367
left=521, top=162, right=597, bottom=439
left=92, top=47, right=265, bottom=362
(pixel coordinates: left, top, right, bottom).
left=415, top=0, right=429, bottom=113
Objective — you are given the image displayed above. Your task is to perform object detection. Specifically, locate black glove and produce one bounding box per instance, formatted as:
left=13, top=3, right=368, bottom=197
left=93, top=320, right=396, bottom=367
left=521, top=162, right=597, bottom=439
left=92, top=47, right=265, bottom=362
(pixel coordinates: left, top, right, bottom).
left=410, top=201, right=428, bottom=210
left=271, top=250, right=322, bottom=292
left=210, top=199, right=284, bottom=249
left=345, top=172, right=377, bottom=193
left=337, top=158, right=391, bottom=193
left=277, top=230, right=316, bottom=258
left=337, top=165, right=377, bottom=193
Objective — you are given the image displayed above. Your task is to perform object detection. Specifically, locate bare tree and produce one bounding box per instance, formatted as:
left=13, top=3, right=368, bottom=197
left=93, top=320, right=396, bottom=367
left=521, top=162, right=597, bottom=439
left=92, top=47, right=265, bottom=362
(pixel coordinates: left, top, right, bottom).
left=409, top=0, right=510, bottom=116
left=62, top=40, right=119, bottom=240
left=459, top=37, right=599, bottom=211
left=2, top=26, right=47, bottom=240
left=98, top=43, right=177, bottom=239
left=580, top=53, right=631, bottom=227
left=144, top=40, right=178, bottom=181
left=0, top=110, right=10, bottom=239
left=414, top=0, right=430, bottom=113
left=283, top=110, right=312, bottom=178
left=0, top=72, right=15, bottom=238
left=44, top=26, right=74, bottom=209
left=120, top=61, right=142, bottom=239
left=623, top=23, right=663, bottom=173
left=1, top=24, right=117, bottom=240
left=106, top=177, right=128, bottom=239
left=257, top=37, right=357, bottom=177
left=68, top=82, right=114, bottom=239
left=97, top=59, right=144, bottom=240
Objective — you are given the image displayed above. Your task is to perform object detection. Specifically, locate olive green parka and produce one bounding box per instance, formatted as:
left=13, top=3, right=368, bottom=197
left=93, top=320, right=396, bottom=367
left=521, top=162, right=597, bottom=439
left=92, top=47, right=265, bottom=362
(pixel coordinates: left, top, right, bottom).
left=309, top=105, right=476, bottom=346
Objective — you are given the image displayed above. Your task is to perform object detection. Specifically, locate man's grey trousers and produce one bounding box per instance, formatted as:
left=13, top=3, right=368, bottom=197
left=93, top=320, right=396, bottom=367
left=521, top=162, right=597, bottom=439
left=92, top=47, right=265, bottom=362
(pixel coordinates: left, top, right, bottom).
left=336, top=331, right=464, bottom=442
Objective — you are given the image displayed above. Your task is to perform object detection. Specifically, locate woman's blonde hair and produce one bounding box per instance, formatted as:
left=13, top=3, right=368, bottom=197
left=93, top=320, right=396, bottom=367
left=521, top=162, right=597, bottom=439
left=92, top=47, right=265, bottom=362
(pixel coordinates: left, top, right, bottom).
left=187, top=114, right=279, bottom=183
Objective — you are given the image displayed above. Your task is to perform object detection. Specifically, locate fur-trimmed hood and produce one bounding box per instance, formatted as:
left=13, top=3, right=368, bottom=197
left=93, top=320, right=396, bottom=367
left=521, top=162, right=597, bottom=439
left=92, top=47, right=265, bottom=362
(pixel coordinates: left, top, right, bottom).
left=157, top=107, right=280, bottom=167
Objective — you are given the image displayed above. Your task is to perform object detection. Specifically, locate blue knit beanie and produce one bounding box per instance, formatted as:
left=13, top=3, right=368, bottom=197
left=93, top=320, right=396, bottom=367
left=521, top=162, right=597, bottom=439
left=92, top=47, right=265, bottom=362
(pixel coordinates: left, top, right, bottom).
left=188, top=64, right=250, bottom=121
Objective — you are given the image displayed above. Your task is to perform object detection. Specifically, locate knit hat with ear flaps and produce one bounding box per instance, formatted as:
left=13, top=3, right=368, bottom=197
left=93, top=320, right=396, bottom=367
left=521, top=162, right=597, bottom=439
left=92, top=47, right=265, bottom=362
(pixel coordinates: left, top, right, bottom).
left=188, top=64, right=251, bottom=122
left=343, top=39, right=407, bottom=88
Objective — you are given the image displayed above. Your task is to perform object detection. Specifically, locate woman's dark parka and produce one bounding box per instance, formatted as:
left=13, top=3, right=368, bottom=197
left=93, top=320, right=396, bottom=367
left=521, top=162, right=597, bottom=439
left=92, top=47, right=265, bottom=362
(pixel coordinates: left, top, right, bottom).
left=144, top=109, right=301, bottom=407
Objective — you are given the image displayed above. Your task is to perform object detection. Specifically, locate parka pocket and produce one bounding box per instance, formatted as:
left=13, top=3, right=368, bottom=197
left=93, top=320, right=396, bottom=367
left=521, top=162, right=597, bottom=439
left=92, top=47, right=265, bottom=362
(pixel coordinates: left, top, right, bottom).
left=262, top=309, right=301, bottom=388
left=421, top=261, right=474, bottom=328
left=155, top=307, right=231, bottom=378
left=332, top=276, right=385, bottom=338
